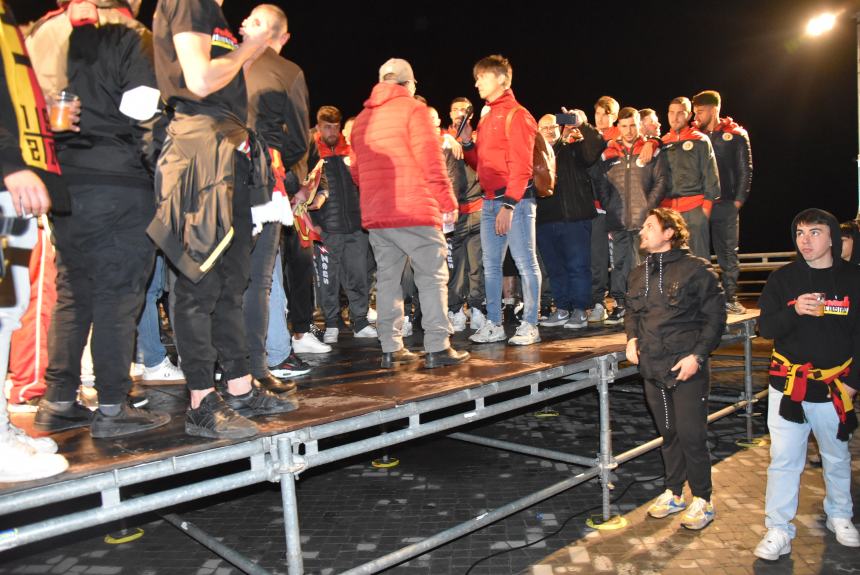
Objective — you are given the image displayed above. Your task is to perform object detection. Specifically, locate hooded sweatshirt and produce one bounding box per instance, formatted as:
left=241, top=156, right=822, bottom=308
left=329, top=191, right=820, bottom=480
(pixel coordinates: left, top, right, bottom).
left=758, top=209, right=860, bottom=439
left=349, top=82, right=456, bottom=230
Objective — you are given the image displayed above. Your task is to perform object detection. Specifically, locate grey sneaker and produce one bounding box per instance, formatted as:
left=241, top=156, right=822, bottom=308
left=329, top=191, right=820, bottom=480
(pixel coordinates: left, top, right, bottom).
left=564, top=309, right=588, bottom=329
left=540, top=309, right=570, bottom=327
left=726, top=300, right=747, bottom=315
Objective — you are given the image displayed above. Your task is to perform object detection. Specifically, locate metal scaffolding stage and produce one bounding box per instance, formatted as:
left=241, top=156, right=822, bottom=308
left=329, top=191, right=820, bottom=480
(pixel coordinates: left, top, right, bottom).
left=0, top=312, right=761, bottom=574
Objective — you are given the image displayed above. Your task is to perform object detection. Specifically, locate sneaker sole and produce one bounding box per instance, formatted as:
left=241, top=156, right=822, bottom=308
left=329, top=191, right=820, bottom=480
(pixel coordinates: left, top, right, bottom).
left=681, top=516, right=714, bottom=530
left=604, top=319, right=624, bottom=326
left=185, top=422, right=258, bottom=440
left=34, top=418, right=93, bottom=433
left=647, top=507, right=686, bottom=519
left=91, top=415, right=171, bottom=439
left=754, top=543, right=791, bottom=561
left=564, top=322, right=588, bottom=329
left=540, top=320, right=569, bottom=327
left=508, top=337, right=541, bottom=346
left=270, top=368, right=312, bottom=378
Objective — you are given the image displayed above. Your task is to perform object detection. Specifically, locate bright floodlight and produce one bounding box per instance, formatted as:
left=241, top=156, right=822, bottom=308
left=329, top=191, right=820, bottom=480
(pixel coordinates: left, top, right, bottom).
left=806, top=12, right=837, bottom=36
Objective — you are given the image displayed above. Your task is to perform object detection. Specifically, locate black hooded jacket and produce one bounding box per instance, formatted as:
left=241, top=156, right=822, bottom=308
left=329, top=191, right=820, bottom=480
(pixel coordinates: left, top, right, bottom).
left=624, top=248, right=726, bottom=385
left=536, top=123, right=603, bottom=224
left=758, top=210, right=860, bottom=394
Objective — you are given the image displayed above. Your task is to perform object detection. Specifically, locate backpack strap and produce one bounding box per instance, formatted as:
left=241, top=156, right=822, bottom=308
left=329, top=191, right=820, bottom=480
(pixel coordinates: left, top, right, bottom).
left=504, top=105, right=526, bottom=140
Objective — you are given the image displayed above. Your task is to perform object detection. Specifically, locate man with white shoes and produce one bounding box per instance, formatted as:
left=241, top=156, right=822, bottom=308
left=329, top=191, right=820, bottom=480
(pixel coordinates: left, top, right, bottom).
left=756, top=208, right=860, bottom=560
left=308, top=105, right=376, bottom=345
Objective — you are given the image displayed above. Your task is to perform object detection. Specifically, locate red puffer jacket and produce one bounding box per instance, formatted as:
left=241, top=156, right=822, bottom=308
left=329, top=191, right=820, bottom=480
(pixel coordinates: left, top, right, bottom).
left=350, top=82, right=456, bottom=229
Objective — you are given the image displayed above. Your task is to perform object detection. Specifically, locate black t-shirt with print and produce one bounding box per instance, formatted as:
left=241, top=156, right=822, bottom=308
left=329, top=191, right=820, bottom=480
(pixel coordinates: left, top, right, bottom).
left=153, top=0, right=246, bottom=120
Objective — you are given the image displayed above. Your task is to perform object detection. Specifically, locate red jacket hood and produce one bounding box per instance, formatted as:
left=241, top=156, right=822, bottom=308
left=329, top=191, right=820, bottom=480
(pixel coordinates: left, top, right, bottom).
left=314, top=131, right=350, bottom=158
left=363, top=82, right=413, bottom=109
left=693, top=117, right=747, bottom=137
left=603, top=136, right=650, bottom=160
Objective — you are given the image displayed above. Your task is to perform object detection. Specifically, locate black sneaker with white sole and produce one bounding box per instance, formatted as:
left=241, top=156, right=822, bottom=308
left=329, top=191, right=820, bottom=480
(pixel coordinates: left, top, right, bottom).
left=269, top=352, right=312, bottom=378
left=605, top=306, right=626, bottom=325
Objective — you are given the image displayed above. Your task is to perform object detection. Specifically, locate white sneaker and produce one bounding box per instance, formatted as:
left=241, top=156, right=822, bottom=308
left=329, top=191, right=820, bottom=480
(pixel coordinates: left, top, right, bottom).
left=0, top=434, right=68, bottom=483
left=826, top=517, right=860, bottom=547
left=292, top=332, right=332, bottom=354
left=130, top=362, right=145, bottom=378
left=448, top=308, right=467, bottom=332
left=323, top=327, right=339, bottom=344
left=508, top=321, right=540, bottom=346
left=469, top=307, right=486, bottom=331
left=470, top=321, right=506, bottom=343
left=367, top=307, right=377, bottom=323
left=565, top=309, right=588, bottom=330
left=354, top=324, right=378, bottom=338
left=587, top=303, right=607, bottom=323
left=401, top=316, right=413, bottom=337
left=142, top=356, right=185, bottom=382
left=10, top=423, right=57, bottom=454
left=754, top=527, right=792, bottom=560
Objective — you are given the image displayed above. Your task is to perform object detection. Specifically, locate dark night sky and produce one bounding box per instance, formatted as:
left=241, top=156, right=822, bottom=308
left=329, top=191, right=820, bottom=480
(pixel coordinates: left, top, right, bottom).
left=11, top=0, right=860, bottom=253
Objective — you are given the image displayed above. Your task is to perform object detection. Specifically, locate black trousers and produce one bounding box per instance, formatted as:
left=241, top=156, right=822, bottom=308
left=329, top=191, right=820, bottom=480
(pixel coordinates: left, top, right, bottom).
left=643, top=365, right=713, bottom=501
left=172, top=170, right=252, bottom=391
left=282, top=225, right=315, bottom=334
left=447, top=210, right=483, bottom=312
left=45, top=184, right=155, bottom=405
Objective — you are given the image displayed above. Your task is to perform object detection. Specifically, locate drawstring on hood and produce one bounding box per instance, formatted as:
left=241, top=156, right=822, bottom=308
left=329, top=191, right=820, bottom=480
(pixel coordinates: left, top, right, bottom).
left=644, top=252, right=666, bottom=296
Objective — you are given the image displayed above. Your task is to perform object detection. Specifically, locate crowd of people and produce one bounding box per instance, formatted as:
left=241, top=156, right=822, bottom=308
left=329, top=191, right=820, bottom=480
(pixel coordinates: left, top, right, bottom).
left=0, top=0, right=857, bottom=561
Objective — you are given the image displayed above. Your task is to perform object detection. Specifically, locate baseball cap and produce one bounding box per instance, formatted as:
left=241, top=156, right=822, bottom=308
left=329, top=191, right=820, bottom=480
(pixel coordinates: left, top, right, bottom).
left=379, top=58, right=416, bottom=84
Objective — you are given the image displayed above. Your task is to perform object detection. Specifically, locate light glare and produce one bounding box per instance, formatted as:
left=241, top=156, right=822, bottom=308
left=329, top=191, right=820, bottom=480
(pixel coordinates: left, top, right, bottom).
left=806, top=12, right=837, bottom=37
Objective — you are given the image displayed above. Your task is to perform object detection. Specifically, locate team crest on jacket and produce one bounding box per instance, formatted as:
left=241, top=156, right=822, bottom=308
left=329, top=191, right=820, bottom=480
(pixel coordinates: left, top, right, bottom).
left=722, top=132, right=734, bottom=141
left=682, top=141, right=694, bottom=151
left=635, top=158, right=645, bottom=167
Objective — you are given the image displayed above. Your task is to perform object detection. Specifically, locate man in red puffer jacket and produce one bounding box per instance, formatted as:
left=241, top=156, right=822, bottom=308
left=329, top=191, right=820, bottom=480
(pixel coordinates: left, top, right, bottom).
left=350, top=58, right=469, bottom=370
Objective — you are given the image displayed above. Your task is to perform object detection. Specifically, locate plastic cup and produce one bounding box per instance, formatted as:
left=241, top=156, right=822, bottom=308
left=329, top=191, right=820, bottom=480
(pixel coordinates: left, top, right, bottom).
left=50, top=91, right=79, bottom=131
left=813, top=293, right=826, bottom=317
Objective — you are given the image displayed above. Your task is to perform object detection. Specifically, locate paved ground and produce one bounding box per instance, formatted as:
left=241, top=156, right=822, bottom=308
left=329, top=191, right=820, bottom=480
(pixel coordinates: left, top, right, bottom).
left=0, top=336, right=857, bottom=575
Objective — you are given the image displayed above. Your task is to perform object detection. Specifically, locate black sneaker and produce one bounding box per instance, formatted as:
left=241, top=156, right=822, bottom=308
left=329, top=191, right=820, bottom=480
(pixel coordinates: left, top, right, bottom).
left=91, top=404, right=171, bottom=439
left=186, top=392, right=258, bottom=439
left=257, top=373, right=297, bottom=395
left=726, top=300, right=747, bottom=315
left=380, top=348, right=419, bottom=368
left=269, top=352, right=311, bottom=378
left=129, top=388, right=149, bottom=408
left=223, top=380, right=298, bottom=418
left=605, top=306, right=626, bottom=326
left=34, top=400, right=94, bottom=433
left=424, top=347, right=470, bottom=369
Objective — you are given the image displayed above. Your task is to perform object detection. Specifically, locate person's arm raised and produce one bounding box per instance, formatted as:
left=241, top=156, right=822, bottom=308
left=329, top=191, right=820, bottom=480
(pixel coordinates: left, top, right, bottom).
left=173, top=31, right=267, bottom=98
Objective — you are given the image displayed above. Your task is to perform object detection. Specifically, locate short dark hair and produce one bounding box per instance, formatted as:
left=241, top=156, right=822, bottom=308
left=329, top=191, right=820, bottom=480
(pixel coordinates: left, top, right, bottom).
left=618, top=107, right=639, bottom=122
left=595, top=96, right=619, bottom=116
left=316, top=105, right=342, bottom=124
left=451, top=96, right=472, bottom=108
left=669, top=96, right=691, bottom=112
left=794, top=208, right=833, bottom=228
left=692, top=90, right=721, bottom=108
left=639, top=107, right=657, bottom=119
left=473, top=55, right=512, bottom=88
left=649, top=208, right=689, bottom=249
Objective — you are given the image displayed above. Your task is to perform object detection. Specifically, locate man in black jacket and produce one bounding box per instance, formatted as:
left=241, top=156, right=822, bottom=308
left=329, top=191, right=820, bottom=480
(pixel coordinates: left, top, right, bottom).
left=599, top=107, right=668, bottom=325
left=535, top=111, right=603, bottom=329
left=241, top=3, right=311, bottom=392
left=308, top=105, right=376, bottom=343
left=755, top=209, right=859, bottom=559
left=692, top=90, right=752, bottom=315
left=625, top=208, right=725, bottom=531
left=29, top=0, right=171, bottom=439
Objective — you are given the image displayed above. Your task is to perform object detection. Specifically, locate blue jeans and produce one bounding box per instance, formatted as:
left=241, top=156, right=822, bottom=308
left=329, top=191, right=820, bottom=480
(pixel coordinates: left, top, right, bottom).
left=136, top=254, right=166, bottom=368
left=481, top=198, right=541, bottom=325
left=536, top=220, right=592, bottom=312
left=765, top=386, right=853, bottom=538
left=266, top=248, right=292, bottom=366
